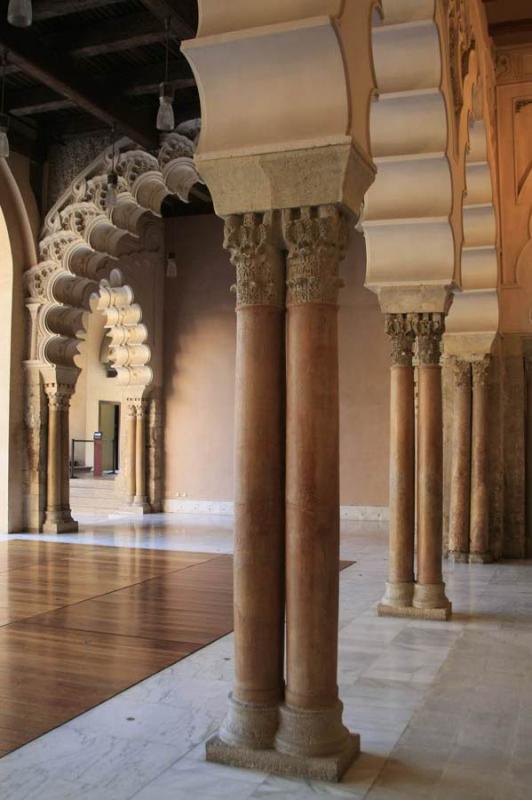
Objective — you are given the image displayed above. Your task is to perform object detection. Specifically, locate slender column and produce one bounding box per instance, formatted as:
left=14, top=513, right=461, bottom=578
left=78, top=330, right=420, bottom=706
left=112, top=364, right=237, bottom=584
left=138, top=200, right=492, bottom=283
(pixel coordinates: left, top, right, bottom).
left=448, top=359, right=472, bottom=562
left=60, top=389, right=78, bottom=530
left=470, top=356, right=492, bottom=562
left=412, top=314, right=451, bottom=617
left=275, top=205, right=358, bottom=774
left=379, top=314, right=415, bottom=613
left=43, top=387, right=62, bottom=531
left=212, top=212, right=286, bottom=752
left=134, top=400, right=148, bottom=507
left=126, top=402, right=136, bottom=503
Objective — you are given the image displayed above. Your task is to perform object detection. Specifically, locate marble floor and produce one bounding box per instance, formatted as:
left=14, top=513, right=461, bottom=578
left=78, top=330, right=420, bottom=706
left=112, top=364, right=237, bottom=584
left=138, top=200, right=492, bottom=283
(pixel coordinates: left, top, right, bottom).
left=1, top=514, right=532, bottom=799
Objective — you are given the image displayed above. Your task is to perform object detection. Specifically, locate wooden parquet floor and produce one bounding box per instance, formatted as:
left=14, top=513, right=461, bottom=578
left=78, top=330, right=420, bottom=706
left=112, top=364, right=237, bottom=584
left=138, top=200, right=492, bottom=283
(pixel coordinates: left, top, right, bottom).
left=0, top=539, right=353, bottom=759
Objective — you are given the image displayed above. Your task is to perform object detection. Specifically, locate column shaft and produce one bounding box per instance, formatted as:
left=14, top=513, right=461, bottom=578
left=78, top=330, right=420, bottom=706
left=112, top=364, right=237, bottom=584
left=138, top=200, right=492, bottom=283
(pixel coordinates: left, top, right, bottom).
left=126, top=404, right=136, bottom=502
left=45, top=397, right=62, bottom=522
left=470, top=357, right=492, bottom=562
left=380, top=314, right=415, bottom=611
left=275, top=205, right=357, bottom=767
left=448, top=360, right=472, bottom=561
left=60, top=396, right=77, bottom=528
left=134, top=403, right=147, bottom=505
left=412, top=314, right=451, bottom=616
left=215, top=212, right=285, bottom=751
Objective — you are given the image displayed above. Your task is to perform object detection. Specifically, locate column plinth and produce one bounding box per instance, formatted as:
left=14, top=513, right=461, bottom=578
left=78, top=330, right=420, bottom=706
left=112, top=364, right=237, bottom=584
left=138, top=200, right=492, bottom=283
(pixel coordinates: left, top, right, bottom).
left=412, top=314, right=451, bottom=619
left=448, top=359, right=471, bottom=562
left=378, top=314, right=415, bottom=617
left=470, top=357, right=492, bottom=563
left=207, top=212, right=285, bottom=763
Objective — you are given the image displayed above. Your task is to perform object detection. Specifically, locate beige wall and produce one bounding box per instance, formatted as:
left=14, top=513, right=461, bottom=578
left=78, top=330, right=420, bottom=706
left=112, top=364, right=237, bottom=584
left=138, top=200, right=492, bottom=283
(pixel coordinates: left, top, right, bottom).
left=163, top=214, right=390, bottom=509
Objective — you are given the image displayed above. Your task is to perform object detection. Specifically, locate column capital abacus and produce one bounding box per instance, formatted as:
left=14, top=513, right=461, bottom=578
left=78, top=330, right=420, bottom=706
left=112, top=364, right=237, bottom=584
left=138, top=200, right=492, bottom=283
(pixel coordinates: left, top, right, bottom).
left=283, top=205, right=350, bottom=306
left=411, top=312, right=445, bottom=366
left=384, top=313, right=415, bottom=366
left=471, top=355, right=490, bottom=386
left=224, top=211, right=284, bottom=309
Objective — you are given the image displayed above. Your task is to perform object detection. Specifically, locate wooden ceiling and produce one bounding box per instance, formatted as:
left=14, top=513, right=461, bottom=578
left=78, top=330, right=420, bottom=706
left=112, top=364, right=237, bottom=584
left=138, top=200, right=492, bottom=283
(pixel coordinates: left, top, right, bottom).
left=483, top=0, right=532, bottom=46
left=0, top=0, right=199, bottom=158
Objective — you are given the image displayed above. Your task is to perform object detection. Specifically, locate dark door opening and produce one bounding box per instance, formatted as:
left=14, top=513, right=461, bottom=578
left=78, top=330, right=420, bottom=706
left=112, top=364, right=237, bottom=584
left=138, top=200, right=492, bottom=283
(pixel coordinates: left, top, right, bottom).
left=98, top=401, right=120, bottom=473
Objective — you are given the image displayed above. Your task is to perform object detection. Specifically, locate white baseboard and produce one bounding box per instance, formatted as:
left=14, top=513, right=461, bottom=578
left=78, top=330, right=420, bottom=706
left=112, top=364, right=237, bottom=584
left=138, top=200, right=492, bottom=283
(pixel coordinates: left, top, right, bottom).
left=164, top=498, right=388, bottom=522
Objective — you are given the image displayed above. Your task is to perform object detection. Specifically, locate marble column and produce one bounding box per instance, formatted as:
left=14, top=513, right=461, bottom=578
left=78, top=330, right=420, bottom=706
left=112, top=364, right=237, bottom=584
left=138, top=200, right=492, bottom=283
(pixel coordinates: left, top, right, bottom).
left=274, top=205, right=358, bottom=779
left=448, top=359, right=471, bottom=562
left=412, top=313, right=451, bottom=619
left=126, top=402, right=137, bottom=503
left=379, top=314, right=416, bottom=614
left=470, top=356, right=492, bottom=562
left=60, top=389, right=78, bottom=531
left=134, top=400, right=149, bottom=509
left=43, top=384, right=78, bottom=534
left=208, top=212, right=285, bottom=756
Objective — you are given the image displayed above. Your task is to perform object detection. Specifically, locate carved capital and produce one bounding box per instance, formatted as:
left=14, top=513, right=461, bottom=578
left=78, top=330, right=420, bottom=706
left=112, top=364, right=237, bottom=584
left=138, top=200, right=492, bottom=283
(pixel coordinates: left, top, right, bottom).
left=44, top=382, right=74, bottom=410
left=224, top=212, right=284, bottom=308
left=472, top=356, right=490, bottom=387
left=283, top=205, right=350, bottom=306
left=411, top=312, right=445, bottom=366
left=452, top=358, right=471, bottom=388
left=385, top=313, right=415, bottom=367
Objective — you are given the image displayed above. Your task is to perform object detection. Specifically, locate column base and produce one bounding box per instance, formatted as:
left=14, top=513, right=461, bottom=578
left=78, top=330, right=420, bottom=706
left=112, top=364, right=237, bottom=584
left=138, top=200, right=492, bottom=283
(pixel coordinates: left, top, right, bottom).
left=219, top=694, right=279, bottom=750
left=206, top=732, right=359, bottom=782
left=447, top=551, right=470, bottom=564
left=413, top=582, right=452, bottom=620
left=130, top=498, right=152, bottom=514
left=42, top=516, right=79, bottom=534
left=378, top=602, right=451, bottom=621
left=379, top=580, right=414, bottom=609
left=469, top=551, right=493, bottom=564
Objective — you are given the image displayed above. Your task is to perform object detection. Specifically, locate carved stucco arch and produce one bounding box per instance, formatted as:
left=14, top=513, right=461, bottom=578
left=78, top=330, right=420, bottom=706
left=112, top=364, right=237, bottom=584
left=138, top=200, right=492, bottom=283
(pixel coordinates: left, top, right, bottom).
left=363, top=0, right=460, bottom=312
left=23, top=122, right=202, bottom=532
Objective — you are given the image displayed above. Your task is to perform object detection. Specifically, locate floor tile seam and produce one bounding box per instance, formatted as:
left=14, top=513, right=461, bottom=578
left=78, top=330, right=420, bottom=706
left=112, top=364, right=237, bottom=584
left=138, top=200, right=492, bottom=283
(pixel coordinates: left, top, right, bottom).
left=8, top=554, right=227, bottom=626
left=359, top=627, right=470, bottom=798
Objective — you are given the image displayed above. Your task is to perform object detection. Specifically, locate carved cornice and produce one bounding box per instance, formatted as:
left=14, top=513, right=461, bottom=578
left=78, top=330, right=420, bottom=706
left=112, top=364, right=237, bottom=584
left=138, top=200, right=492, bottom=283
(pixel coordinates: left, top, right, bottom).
left=224, top=212, right=284, bottom=309
left=283, top=205, right=350, bottom=306
left=412, top=312, right=445, bottom=366
left=385, top=314, right=415, bottom=367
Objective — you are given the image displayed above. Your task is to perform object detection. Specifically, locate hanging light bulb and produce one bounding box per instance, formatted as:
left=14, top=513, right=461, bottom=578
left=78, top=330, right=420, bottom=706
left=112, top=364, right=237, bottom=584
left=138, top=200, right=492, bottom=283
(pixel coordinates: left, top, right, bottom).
left=106, top=126, right=118, bottom=208
left=156, top=18, right=175, bottom=132
left=7, top=0, right=32, bottom=27
left=0, top=52, right=9, bottom=159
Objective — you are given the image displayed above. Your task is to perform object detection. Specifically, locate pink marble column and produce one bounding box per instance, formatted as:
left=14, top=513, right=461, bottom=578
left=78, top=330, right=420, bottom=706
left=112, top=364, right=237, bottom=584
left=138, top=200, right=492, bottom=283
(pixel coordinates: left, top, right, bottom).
left=379, top=314, right=416, bottom=613
left=448, top=359, right=471, bottom=562
left=274, top=205, right=358, bottom=778
left=470, top=356, right=492, bottom=562
left=212, top=212, right=285, bottom=752
left=412, top=313, right=451, bottom=618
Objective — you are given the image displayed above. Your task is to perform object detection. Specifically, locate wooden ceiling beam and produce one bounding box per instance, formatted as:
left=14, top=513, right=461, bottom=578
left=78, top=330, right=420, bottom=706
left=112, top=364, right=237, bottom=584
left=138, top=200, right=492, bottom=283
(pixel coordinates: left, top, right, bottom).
left=8, top=86, right=75, bottom=116
left=137, top=0, right=195, bottom=39
left=0, top=22, right=158, bottom=148
left=53, top=12, right=168, bottom=58
left=33, top=0, right=127, bottom=21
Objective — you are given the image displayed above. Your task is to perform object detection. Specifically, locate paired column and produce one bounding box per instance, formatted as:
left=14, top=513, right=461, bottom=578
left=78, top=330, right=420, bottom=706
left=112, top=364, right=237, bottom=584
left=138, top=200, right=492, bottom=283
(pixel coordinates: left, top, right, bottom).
left=412, top=313, right=451, bottom=617
left=378, top=314, right=416, bottom=613
left=447, top=355, right=493, bottom=563
left=208, top=205, right=357, bottom=781
left=215, top=212, right=286, bottom=751
left=125, top=396, right=150, bottom=512
left=448, top=359, right=472, bottom=561
left=43, top=383, right=78, bottom=534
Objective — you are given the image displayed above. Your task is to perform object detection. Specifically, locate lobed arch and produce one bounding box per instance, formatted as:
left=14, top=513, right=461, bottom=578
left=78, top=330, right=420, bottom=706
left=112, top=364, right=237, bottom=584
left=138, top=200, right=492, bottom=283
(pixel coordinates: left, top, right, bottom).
left=363, top=0, right=462, bottom=312
left=23, top=121, right=202, bottom=532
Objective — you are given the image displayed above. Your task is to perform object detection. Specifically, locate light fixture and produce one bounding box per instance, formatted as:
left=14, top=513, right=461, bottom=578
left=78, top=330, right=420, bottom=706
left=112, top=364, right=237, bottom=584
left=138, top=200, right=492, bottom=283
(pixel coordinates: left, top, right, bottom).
left=7, top=0, right=32, bottom=27
left=107, top=127, right=118, bottom=208
left=0, top=52, right=9, bottom=159
left=166, top=252, right=177, bottom=278
left=156, top=18, right=175, bottom=132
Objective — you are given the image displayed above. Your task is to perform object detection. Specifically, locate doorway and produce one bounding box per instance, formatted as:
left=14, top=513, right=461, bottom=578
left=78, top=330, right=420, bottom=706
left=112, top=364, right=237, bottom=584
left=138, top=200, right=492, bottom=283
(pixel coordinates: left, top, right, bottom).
left=98, top=401, right=120, bottom=473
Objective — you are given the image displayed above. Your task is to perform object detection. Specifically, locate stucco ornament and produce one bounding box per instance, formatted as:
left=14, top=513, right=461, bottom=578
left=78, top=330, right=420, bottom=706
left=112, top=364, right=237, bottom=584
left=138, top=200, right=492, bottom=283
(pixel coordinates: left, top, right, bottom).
left=447, top=0, right=474, bottom=116
left=283, top=206, right=350, bottom=306
left=224, top=211, right=284, bottom=309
